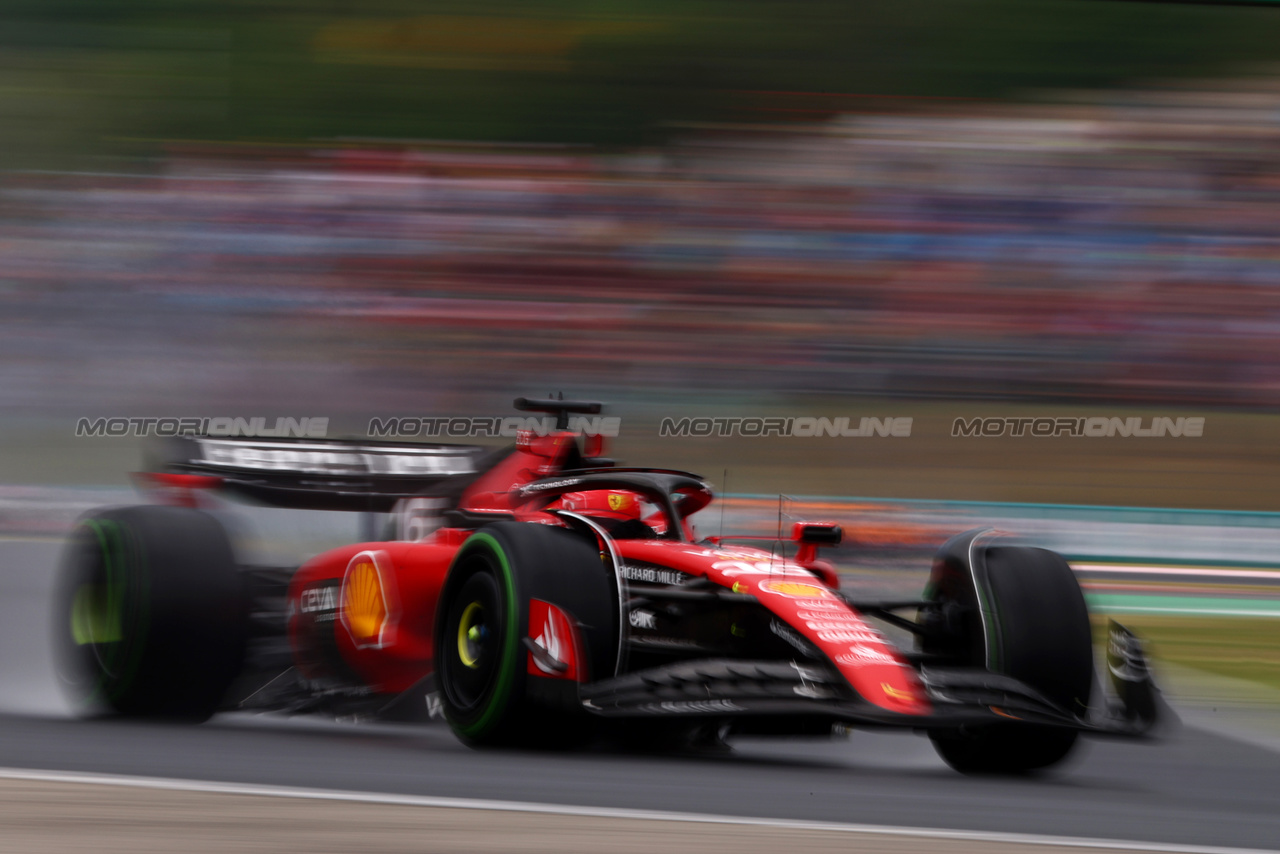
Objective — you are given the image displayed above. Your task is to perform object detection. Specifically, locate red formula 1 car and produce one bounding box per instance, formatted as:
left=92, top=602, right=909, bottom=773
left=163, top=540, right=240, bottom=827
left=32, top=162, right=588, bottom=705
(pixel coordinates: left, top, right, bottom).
left=57, top=398, right=1164, bottom=774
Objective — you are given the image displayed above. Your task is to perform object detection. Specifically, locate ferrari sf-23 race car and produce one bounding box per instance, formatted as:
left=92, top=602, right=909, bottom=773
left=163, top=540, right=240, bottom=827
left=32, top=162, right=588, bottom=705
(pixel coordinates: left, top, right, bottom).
left=58, top=398, right=1165, bottom=774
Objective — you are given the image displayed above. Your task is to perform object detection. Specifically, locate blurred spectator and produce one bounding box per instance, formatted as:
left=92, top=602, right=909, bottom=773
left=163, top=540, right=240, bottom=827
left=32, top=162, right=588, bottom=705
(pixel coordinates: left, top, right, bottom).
left=4, top=74, right=1280, bottom=416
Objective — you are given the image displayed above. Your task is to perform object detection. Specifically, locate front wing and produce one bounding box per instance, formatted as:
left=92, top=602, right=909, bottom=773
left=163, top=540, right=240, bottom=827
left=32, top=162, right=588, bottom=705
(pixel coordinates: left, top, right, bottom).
left=578, top=622, right=1167, bottom=738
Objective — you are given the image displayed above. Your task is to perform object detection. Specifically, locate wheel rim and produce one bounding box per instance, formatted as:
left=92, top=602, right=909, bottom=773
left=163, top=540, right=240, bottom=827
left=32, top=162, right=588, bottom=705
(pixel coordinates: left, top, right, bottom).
left=442, top=567, right=504, bottom=713
left=67, top=521, right=130, bottom=683
left=456, top=601, right=487, bottom=669
left=70, top=583, right=123, bottom=669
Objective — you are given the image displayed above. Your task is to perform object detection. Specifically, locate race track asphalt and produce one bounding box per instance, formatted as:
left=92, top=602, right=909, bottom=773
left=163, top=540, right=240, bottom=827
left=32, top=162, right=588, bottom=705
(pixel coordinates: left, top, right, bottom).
left=3, top=537, right=1280, bottom=851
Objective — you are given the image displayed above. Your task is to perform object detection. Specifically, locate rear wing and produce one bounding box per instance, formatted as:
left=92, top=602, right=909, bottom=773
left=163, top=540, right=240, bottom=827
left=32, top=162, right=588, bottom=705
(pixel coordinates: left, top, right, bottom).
left=147, top=435, right=507, bottom=512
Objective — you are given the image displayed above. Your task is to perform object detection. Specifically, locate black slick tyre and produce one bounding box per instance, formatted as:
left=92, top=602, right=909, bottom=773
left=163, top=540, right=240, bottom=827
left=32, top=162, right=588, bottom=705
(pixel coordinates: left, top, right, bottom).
left=434, top=521, right=617, bottom=747
left=55, top=506, right=247, bottom=720
left=925, top=545, right=1093, bottom=774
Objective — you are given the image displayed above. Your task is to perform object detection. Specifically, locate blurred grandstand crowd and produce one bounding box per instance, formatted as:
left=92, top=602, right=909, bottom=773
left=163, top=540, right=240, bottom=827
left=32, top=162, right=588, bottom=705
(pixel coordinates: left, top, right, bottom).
left=3, top=74, right=1280, bottom=417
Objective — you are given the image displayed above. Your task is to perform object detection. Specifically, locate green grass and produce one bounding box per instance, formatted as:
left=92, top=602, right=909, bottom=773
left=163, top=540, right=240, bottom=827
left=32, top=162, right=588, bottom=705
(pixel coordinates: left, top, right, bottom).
left=1094, top=615, right=1280, bottom=693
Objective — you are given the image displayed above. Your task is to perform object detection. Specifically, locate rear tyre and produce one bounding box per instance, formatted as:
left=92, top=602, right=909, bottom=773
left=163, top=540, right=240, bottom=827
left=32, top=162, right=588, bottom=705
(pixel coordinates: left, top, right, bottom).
left=434, top=521, right=617, bottom=747
left=55, top=506, right=247, bottom=720
left=925, top=545, right=1093, bottom=775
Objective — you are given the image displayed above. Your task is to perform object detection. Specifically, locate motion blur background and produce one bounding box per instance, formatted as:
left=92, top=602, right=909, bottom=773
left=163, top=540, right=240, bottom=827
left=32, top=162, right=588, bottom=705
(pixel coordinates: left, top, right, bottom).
left=5, top=0, right=1280, bottom=507
left=4, top=0, right=1280, bottom=817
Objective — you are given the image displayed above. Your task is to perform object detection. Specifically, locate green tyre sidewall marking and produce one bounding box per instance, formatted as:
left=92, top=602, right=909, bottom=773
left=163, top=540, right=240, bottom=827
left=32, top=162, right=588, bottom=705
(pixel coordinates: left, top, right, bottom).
left=448, top=532, right=519, bottom=740
left=76, top=519, right=119, bottom=703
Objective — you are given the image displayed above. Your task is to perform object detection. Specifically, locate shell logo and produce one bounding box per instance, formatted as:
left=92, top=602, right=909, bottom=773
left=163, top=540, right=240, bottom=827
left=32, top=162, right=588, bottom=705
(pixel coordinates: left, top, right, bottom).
left=758, top=580, right=833, bottom=600
left=341, top=551, right=397, bottom=649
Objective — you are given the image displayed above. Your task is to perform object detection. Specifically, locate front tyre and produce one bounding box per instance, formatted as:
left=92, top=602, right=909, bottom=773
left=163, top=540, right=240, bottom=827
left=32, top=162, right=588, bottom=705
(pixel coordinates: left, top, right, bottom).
left=55, top=506, right=248, bottom=720
left=434, top=522, right=617, bottom=747
left=925, top=544, right=1093, bottom=775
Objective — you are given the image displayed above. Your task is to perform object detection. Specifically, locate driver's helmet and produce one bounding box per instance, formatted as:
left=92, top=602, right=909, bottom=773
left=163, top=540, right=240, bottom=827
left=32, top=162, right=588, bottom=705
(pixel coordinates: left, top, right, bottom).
left=557, top=489, right=642, bottom=522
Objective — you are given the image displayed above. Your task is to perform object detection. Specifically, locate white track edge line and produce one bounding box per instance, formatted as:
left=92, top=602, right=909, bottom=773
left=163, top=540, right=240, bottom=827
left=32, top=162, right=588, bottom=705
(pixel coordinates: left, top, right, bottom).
left=0, top=766, right=1273, bottom=854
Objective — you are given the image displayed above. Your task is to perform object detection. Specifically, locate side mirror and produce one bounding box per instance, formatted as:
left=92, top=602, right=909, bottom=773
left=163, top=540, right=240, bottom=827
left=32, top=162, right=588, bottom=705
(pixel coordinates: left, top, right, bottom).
left=792, top=521, right=842, bottom=589
left=792, top=521, right=842, bottom=546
